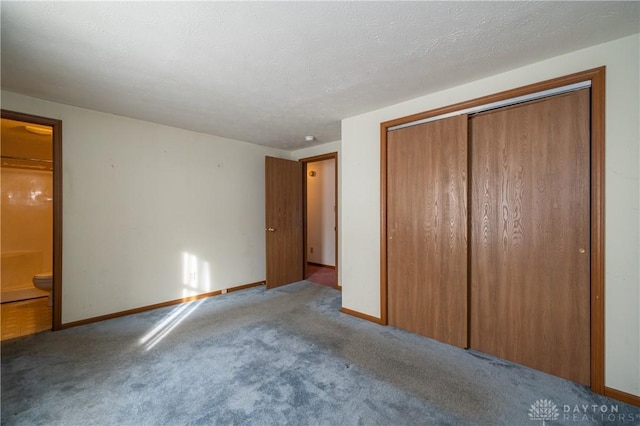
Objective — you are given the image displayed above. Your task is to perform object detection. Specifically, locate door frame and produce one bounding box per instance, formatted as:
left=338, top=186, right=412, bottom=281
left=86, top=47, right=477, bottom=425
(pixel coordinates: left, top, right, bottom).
left=300, top=152, right=339, bottom=288
left=379, top=67, right=605, bottom=394
left=1, top=109, right=63, bottom=331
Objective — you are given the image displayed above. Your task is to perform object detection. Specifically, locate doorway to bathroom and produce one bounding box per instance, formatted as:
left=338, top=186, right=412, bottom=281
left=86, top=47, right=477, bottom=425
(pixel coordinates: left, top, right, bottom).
left=1, top=110, right=63, bottom=338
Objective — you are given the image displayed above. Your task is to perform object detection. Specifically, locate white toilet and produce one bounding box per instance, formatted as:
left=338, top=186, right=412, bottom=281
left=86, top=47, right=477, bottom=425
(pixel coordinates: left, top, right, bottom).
left=33, top=273, right=53, bottom=306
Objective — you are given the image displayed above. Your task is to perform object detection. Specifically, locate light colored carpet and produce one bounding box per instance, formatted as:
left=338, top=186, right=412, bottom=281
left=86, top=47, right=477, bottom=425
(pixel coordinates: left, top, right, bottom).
left=2, top=281, right=639, bottom=425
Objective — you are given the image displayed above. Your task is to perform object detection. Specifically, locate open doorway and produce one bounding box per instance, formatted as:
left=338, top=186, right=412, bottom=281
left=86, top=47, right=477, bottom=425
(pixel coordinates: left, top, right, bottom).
left=301, top=153, right=338, bottom=289
left=1, top=110, right=63, bottom=333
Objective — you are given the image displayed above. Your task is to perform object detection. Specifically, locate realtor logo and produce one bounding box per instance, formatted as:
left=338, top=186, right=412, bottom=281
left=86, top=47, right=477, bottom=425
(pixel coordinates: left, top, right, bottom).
left=529, top=399, right=560, bottom=425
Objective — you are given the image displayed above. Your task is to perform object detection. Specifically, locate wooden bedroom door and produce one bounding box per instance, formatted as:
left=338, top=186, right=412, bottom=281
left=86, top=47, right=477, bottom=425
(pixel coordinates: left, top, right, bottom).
left=265, top=156, right=304, bottom=289
left=387, top=114, right=469, bottom=348
left=469, top=89, right=591, bottom=385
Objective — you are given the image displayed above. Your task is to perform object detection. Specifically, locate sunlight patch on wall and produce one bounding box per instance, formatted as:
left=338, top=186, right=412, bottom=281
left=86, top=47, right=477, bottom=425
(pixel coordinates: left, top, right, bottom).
left=182, top=251, right=212, bottom=297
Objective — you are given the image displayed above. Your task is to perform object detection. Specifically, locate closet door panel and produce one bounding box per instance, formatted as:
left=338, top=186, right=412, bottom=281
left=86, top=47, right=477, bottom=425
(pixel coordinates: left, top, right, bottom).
left=387, top=115, right=468, bottom=348
left=470, top=89, right=590, bottom=385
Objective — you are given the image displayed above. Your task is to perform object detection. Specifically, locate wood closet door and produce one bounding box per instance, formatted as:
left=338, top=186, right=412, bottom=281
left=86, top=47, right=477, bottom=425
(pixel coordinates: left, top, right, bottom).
left=470, top=89, right=591, bottom=385
left=387, top=114, right=468, bottom=348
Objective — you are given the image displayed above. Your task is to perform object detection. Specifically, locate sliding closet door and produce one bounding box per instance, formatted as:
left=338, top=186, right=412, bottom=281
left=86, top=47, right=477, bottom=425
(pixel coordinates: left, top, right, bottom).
left=387, top=115, right=468, bottom=348
left=470, top=89, right=590, bottom=385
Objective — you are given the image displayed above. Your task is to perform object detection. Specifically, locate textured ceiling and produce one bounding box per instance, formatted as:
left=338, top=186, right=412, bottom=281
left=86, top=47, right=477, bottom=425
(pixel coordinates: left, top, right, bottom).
left=1, top=2, right=638, bottom=150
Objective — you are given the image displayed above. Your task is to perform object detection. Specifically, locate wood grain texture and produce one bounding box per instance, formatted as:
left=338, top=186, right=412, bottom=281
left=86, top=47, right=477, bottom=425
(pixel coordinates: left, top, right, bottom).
left=265, top=156, right=303, bottom=289
left=381, top=67, right=605, bottom=393
left=589, top=67, right=606, bottom=394
left=470, top=89, right=591, bottom=385
left=380, top=123, right=389, bottom=325
left=387, top=114, right=468, bottom=348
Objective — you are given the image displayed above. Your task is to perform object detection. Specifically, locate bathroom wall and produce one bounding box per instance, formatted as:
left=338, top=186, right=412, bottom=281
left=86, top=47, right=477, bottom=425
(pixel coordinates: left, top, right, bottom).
left=1, top=167, right=53, bottom=290
left=1, top=120, right=54, bottom=340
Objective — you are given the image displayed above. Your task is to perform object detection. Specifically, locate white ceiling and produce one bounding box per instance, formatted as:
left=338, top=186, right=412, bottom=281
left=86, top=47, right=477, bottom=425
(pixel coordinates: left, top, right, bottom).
left=1, top=2, right=638, bottom=150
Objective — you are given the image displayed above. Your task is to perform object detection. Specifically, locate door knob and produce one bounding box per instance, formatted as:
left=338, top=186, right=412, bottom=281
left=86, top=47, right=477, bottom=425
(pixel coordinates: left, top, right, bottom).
left=578, top=248, right=586, bottom=253
left=266, top=227, right=276, bottom=232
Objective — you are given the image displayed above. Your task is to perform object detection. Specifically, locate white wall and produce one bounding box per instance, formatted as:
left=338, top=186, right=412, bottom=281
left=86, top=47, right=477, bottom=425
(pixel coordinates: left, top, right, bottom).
left=306, top=159, right=336, bottom=266
left=341, top=34, right=640, bottom=396
left=1, top=91, right=288, bottom=323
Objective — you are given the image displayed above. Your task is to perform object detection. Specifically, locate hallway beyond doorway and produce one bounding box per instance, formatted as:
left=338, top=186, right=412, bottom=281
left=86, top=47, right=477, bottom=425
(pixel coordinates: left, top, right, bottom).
left=305, top=263, right=336, bottom=288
